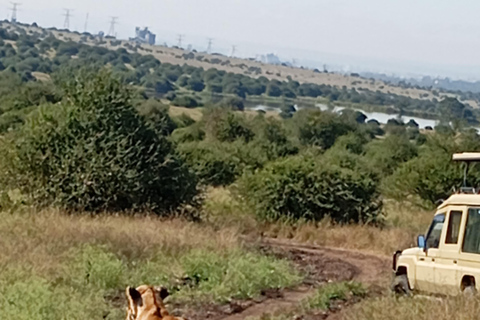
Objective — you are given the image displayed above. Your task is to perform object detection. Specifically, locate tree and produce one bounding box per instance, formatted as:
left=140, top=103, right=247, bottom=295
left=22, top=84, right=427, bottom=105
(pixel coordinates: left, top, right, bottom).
left=187, top=78, right=205, bottom=92
left=266, top=82, right=283, bottom=97
left=154, top=78, right=174, bottom=94
left=295, top=110, right=357, bottom=150
left=3, top=70, right=197, bottom=213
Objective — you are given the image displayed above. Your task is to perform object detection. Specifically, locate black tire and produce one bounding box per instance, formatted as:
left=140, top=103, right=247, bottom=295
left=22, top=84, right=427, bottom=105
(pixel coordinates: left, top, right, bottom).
left=391, top=274, right=411, bottom=296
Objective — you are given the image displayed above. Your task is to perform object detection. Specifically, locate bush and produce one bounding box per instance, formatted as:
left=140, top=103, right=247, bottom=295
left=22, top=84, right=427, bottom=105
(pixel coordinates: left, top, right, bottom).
left=238, top=155, right=382, bottom=223
left=1, top=71, right=197, bottom=213
left=172, top=95, right=199, bottom=108
left=364, top=135, right=418, bottom=175
left=178, top=140, right=267, bottom=186
left=172, top=124, right=205, bottom=143
left=203, top=107, right=254, bottom=142
left=137, top=99, right=177, bottom=136
left=254, top=117, right=298, bottom=160
left=383, top=149, right=463, bottom=206
left=294, top=110, right=357, bottom=150
left=220, top=96, right=245, bottom=111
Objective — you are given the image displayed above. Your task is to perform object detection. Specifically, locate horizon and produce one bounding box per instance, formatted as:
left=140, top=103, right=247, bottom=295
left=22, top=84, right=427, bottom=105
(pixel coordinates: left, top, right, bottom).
left=6, top=0, right=480, bottom=81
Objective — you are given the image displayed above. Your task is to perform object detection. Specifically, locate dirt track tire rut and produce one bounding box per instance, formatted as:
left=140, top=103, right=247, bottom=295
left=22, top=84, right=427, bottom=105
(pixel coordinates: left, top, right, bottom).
left=178, top=238, right=392, bottom=320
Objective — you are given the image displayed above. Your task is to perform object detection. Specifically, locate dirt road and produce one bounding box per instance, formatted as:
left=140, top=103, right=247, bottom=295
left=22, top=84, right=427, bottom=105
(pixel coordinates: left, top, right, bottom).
left=180, top=238, right=391, bottom=320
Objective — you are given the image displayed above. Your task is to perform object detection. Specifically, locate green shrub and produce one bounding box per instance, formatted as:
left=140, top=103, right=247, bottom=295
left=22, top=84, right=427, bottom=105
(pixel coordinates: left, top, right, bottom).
left=254, top=117, right=298, bottom=160
left=173, top=113, right=196, bottom=128
left=172, top=124, right=205, bottom=143
left=203, top=107, right=254, bottom=142
left=364, top=134, right=418, bottom=175
left=383, top=148, right=464, bottom=206
left=178, top=140, right=267, bottom=186
left=220, top=96, right=245, bottom=111
left=172, top=95, right=199, bottom=108
left=238, top=155, right=382, bottom=223
left=137, top=99, right=177, bottom=135
left=294, top=110, right=357, bottom=150
left=2, top=71, right=197, bottom=213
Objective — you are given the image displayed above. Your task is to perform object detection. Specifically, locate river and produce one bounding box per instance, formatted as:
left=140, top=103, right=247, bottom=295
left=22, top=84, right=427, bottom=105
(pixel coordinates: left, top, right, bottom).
left=249, top=104, right=439, bottom=129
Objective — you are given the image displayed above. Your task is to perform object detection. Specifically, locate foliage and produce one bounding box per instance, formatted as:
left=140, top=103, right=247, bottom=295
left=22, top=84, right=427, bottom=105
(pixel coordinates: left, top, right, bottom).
left=203, top=107, right=254, bottom=143
left=220, top=96, right=245, bottom=111
left=364, top=134, right=418, bottom=175
left=294, top=110, right=358, bottom=150
left=238, top=154, right=382, bottom=223
left=302, top=282, right=366, bottom=311
left=178, top=140, right=266, bottom=186
left=383, top=131, right=480, bottom=206
left=172, top=95, right=199, bottom=108
left=1, top=71, right=197, bottom=213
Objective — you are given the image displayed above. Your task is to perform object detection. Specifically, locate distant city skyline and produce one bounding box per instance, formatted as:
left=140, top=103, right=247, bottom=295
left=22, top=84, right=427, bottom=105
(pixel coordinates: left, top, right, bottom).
left=5, top=0, right=480, bottom=81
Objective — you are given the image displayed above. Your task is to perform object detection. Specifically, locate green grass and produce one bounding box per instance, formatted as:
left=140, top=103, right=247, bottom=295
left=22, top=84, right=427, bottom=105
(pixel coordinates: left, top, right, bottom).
left=0, top=210, right=302, bottom=319
left=246, top=282, right=367, bottom=320
left=302, top=281, right=367, bottom=311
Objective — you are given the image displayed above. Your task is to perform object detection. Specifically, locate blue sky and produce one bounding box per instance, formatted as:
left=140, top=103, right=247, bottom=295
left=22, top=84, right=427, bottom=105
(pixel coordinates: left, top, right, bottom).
left=6, top=0, right=480, bottom=79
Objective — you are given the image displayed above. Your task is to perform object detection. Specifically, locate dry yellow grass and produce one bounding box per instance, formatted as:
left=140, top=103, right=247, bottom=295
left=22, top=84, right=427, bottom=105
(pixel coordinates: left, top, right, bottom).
left=168, top=106, right=204, bottom=121
left=31, top=72, right=51, bottom=82
left=0, top=208, right=240, bottom=279
left=204, top=187, right=434, bottom=256
left=344, top=295, right=480, bottom=320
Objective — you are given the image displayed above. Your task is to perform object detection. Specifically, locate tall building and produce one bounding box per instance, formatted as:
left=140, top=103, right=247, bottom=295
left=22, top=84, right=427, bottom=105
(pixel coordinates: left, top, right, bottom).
left=131, top=27, right=156, bottom=45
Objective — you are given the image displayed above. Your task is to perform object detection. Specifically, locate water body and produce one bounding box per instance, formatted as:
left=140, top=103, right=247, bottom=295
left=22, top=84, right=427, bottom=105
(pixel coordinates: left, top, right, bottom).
left=249, top=104, right=439, bottom=129
left=315, top=104, right=439, bottom=129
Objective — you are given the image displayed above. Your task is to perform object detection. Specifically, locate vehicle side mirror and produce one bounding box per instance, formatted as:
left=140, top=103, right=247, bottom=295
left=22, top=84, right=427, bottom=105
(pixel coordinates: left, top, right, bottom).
left=417, top=235, right=426, bottom=250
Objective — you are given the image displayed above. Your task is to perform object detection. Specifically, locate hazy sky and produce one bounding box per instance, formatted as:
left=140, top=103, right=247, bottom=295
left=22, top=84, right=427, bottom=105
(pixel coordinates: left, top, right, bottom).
left=7, top=0, right=480, bottom=79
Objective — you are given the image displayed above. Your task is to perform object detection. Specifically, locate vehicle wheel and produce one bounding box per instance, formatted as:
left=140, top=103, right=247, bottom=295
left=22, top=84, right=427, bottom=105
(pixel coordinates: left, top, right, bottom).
left=391, top=274, right=411, bottom=296
left=463, top=285, right=476, bottom=296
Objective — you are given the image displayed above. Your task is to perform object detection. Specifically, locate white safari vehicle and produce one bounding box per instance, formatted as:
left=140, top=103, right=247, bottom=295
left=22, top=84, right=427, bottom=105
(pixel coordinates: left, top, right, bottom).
left=392, top=152, right=480, bottom=295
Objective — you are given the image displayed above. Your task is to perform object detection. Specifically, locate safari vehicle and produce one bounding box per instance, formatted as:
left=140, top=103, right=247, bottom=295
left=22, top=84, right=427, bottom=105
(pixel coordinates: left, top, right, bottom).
left=392, top=152, right=480, bottom=295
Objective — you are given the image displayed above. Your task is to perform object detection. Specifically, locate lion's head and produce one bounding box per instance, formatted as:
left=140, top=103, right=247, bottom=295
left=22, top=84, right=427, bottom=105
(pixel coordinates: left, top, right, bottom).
left=125, top=285, right=186, bottom=320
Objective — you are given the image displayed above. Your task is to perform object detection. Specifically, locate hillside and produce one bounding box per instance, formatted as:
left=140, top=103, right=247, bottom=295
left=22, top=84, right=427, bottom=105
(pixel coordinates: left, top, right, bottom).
left=3, top=20, right=476, bottom=110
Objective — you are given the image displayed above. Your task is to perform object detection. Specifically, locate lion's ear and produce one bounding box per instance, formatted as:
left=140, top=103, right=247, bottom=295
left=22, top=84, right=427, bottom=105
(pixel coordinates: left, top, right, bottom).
left=154, top=286, right=170, bottom=300
left=126, top=286, right=143, bottom=309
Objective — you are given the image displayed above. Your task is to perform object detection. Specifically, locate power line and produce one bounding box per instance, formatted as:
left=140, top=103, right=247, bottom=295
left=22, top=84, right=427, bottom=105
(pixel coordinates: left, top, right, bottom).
left=63, top=8, right=73, bottom=30
left=84, top=12, right=89, bottom=33
left=108, top=16, right=118, bottom=37
left=177, top=34, right=184, bottom=48
left=10, top=2, right=21, bottom=23
left=206, top=38, right=213, bottom=53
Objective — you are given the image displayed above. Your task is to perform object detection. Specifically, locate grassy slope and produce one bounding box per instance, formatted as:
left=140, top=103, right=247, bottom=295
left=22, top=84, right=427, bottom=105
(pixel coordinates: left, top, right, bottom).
left=4, top=21, right=472, bottom=108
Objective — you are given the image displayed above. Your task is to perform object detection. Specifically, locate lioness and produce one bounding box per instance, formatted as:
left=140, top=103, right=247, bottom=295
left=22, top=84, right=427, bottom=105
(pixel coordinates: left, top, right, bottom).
left=126, top=285, right=186, bottom=320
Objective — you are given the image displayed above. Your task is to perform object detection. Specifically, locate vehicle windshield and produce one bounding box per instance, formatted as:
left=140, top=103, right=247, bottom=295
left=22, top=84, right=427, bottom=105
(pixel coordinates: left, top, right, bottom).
left=425, top=214, right=445, bottom=249
left=463, top=208, right=480, bottom=254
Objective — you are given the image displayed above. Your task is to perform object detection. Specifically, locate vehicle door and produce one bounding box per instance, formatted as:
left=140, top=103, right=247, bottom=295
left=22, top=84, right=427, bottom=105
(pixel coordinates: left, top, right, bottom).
left=457, top=208, right=480, bottom=292
left=416, top=213, right=445, bottom=292
left=434, top=209, right=464, bottom=294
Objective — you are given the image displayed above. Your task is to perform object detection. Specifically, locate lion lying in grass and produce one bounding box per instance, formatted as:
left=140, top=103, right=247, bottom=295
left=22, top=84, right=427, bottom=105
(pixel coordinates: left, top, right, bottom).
left=126, top=285, right=186, bottom=320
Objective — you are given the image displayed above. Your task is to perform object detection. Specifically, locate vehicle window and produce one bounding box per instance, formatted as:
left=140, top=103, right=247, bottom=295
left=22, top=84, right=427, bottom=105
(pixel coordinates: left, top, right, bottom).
left=462, top=208, right=480, bottom=254
left=426, top=214, right=445, bottom=249
left=445, top=211, right=463, bottom=244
